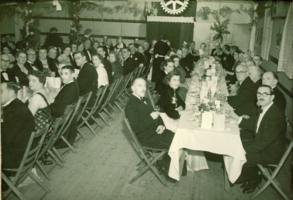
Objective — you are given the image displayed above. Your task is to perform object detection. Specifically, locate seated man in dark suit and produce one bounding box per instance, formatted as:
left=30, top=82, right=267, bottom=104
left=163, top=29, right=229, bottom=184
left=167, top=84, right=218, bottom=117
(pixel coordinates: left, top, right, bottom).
left=262, top=71, right=286, bottom=112
left=74, top=51, right=98, bottom=96
left=237, top=85, right=287, bottom=193
left=125, top=78, right=174, bottom=149
left=228, top=64, right=258, bottom=116
left=1, top=82, right=35, bottom=172
left=50, top=65, right=79, bottom=118
left=125, top=78, right=175, bottom=177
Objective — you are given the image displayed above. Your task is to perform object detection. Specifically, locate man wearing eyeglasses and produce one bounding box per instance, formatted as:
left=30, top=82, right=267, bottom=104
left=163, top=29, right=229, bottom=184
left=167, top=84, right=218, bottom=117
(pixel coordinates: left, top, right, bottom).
left=236, top=85, right=287, bottom=193
left=228, top=64, right=258, bottom=116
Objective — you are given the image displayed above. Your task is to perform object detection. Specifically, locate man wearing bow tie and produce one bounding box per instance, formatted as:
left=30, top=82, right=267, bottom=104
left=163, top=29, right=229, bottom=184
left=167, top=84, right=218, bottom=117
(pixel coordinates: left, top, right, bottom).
left=125, top=78, right=174, bottom=149
left=1, top=54, right=15, bottom=83
left=237, top=85, right=287, bottom=193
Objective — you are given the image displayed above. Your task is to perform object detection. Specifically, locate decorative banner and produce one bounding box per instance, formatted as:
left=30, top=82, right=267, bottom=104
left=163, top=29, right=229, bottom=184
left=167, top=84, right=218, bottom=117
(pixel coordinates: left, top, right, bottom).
left=160, top=0, right=189, bottom=15
left=149, top=0, right=197, bottom=17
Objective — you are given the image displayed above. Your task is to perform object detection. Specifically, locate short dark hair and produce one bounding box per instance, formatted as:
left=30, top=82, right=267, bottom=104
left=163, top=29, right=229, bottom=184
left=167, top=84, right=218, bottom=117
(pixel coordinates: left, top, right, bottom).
left=258, top=84, right=274, bottom=95
left=91, top=53, right=103, bottom=61
left=73, top=51, right=86, bottom=57
left=3, top=82, right=20, bottom=94
left=28, top=70, right=47, bottom=85
left=61, top=65, right=75, bottom=73
left=170, top=55, right=180, bottom=60
left=16, top=51, right=26, bottom=58
left=160, top=59, right=173, bottom=71
left=165, top=69, right=181, bottom=83
left=49, top=27, right=58, bottom=32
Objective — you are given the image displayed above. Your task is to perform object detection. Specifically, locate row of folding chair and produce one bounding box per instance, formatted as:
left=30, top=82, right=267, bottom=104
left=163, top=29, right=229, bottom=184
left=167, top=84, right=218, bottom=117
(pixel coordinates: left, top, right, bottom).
left=1, top=65, right=147, bottom=200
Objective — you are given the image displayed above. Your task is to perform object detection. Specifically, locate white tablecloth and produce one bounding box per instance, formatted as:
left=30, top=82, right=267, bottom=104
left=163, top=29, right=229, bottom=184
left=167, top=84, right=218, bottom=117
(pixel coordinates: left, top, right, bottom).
left=167, top=110, right=247, bottom=183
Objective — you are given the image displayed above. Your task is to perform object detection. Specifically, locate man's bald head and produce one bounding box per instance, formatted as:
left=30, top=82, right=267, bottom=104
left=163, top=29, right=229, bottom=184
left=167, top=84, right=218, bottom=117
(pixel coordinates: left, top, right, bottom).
left=262, top=71, right=278, bottom=88
left=131, top=78, right=147, bottom=98
left=235, top=64, right=249, bottom=83
left=248, top=65, right=262, bottom=83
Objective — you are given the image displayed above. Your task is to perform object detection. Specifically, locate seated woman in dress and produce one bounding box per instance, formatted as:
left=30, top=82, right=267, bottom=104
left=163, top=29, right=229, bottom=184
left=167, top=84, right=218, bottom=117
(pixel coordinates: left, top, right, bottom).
left=27, top=70, right=49, bottom=116
left=156, top=59, right=174, bottom=94
left=92, top=54, right=109, bottom=88
left=158, top=70, right=185, bottom=120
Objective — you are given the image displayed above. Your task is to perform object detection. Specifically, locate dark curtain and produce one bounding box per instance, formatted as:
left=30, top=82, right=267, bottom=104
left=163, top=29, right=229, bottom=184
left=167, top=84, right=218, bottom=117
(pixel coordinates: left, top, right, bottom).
left=147, top=22, right=194, bottom=49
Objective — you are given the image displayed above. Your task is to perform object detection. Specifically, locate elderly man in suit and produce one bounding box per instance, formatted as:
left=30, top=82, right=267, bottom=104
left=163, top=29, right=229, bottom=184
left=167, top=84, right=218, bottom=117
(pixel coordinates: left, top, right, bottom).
left=74, top=51, right=98, bottom=96
left=237, top=85, right=287, bottom=193
left=125, top=78, right=177, bottom=179
left=228, top=64, right=258, bottom=116
left=1, top=82, right=35, bottom=172
left=125, top=78, right=174, bottom=149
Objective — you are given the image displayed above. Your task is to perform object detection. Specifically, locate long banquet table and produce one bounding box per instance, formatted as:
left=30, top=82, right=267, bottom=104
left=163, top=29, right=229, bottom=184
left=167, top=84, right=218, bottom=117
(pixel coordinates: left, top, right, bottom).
left=166, top=104, right=247, bottom=183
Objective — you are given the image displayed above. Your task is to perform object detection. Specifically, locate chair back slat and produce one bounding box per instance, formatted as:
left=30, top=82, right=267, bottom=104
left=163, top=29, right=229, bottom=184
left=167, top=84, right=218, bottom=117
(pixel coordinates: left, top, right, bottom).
left=91, top=86, right=109, bottom=114
left=276, top=140, right=293, bottom=170
left=124, top=118, right=147, bottom=157
left=100, top=77, right=123, bottom=109
left=8, top=125, right=49, bottom=185
left=38, top=100, right=82, bottom=159
left=75, top=92, right=93, bottom=122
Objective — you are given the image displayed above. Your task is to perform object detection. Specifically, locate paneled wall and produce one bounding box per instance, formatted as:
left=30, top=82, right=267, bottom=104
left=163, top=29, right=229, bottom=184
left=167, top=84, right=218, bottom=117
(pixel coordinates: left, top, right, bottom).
left=254, top=2, right=292, bottom=124
left=194, top=0, right=254, bottom=51
left=1, top=0, right=254, bottom=48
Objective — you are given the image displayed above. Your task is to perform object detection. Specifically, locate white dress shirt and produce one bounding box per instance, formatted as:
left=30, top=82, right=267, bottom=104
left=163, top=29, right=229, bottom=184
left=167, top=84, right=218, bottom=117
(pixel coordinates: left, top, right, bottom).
left=96, top=65, right=109, bottom=87
left=256, top=102, right=273, bottom=133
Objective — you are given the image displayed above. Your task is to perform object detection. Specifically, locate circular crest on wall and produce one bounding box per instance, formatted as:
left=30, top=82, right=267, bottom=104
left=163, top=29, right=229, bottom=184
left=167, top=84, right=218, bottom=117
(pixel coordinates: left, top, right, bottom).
left=160, top=0, right=189, bottom=15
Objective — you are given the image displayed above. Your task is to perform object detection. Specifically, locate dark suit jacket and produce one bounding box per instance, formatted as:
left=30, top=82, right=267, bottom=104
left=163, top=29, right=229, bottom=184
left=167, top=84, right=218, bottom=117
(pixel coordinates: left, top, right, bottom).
left=102, top=58, right=113, bottom=83
left=243, top=104, right=287, bottom=164
left=123, top=57, right=137, bottom=75
left=1, top=98, right=35, bottom=169
left=35, top=58, right=59, bottom=76
left=273, top=87, right=286, bottom=112
left=1, top=70, right=16, bottom=83
left=9, top=63, right=33, bottom=86
left=77, top=62, right=98, bottom=96
left=83, top=48, right=96, bottom=62
left=158, top=85, right=185, bottom=119
left=228, top=77, right=258, bottom=116
left=125, top=95, right=164, bottom=142
left=50, top=81, right=79, bottom=118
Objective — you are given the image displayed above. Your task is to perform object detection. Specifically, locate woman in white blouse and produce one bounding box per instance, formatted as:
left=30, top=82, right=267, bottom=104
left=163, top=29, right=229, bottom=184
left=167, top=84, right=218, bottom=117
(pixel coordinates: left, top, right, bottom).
left=92, top=54, right=109, bottom=88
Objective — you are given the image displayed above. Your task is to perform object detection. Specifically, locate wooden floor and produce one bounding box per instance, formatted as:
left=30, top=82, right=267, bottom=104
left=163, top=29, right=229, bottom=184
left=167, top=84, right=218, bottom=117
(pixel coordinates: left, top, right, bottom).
left=6, top=111, right=293, bottom=200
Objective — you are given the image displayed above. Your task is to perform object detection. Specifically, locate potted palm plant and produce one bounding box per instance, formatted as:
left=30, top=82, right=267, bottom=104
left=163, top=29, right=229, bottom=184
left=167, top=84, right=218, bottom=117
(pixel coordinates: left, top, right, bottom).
left=210, top=14, right=230, bottom=44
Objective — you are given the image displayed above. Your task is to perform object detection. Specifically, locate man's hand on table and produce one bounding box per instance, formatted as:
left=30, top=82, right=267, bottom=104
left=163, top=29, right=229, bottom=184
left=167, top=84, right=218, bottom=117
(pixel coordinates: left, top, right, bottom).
left=150, top=111, right=160, bottom=120
left=176, top=106, right=184, bottom=112
left=156, top=125, right=165, bottom=134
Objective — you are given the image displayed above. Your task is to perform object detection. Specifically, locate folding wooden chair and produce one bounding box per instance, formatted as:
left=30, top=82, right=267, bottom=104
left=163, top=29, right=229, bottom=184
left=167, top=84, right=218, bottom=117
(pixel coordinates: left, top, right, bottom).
left=2, top=125, right=50, bottom=200
left=97, top=77, right=124, bottom=122
left=124, top=117, right=168, bottom=186
left=252, top=140, right=293, bottom=200
left=36, top=99, right=82, bottom=173
left=112, top=73, right=134, bottom=111
left=77, top=86, right=109, bottom=136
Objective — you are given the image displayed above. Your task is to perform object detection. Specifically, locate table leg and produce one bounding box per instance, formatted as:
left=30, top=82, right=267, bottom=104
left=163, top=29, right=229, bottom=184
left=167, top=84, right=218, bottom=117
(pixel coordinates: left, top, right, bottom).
left=224, top=169, right=231, bottom=191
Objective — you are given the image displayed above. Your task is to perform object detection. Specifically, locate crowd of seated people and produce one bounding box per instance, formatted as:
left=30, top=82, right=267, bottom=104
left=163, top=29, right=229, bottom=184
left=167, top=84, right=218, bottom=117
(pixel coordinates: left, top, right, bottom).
left=0, top=31, right=152, bottom=174
left=1, top=30, right=289, bottom=194
left=124, top=38, right=288, bottom=192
